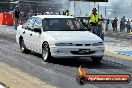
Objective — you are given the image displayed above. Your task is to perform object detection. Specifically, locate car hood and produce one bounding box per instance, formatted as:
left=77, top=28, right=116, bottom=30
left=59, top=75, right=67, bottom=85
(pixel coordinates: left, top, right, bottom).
left=44, top=31, right=102, bottom=42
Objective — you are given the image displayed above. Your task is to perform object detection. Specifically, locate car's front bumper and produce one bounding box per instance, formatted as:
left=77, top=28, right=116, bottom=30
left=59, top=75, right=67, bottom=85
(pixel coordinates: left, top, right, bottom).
left=50, top=46, right=104, bottom=58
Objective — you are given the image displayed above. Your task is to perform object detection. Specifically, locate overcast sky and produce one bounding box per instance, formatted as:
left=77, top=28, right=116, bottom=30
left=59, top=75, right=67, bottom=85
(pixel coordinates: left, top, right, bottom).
left=99, top=0, right=132, bottom=6
left=72, top=0, right=119, bottom=6
left=99, top=0, right=118, bottom=6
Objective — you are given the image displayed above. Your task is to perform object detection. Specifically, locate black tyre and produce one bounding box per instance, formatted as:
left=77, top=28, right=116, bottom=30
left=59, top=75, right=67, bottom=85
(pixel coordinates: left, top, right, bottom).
left=91, top=57, right=103, bottom=64
left=19, top=38, right=29, bottom=53
left=42, top=42, right=51, bottom=62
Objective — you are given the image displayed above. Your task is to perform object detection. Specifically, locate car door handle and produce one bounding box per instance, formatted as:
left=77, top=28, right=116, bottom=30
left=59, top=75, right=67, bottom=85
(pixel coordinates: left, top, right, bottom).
left=30, top=34, right=32, bottom=36
left=23, top=31, right=25, bottom=34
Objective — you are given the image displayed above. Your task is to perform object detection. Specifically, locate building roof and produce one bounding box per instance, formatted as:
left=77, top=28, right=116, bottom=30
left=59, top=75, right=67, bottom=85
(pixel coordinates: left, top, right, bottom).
left=33, top=15, right=74, bottom=19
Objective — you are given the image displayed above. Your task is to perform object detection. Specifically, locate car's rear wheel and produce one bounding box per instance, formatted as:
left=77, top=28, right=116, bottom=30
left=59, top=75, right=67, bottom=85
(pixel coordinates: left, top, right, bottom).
left=91, top=57, right=103, bottom=64
left=42, top=42, right=51, bottom=62
left=19, top=38, right=29, bottom=53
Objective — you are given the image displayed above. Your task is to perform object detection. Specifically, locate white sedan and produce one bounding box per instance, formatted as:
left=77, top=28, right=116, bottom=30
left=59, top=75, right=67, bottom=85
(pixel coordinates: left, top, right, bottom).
left=16, top=15, right=104, bottom=63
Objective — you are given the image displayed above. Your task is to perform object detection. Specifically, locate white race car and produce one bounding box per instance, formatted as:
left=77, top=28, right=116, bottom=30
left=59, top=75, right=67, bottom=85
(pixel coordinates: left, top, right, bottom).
left=16, top=15, right=104, bottom=63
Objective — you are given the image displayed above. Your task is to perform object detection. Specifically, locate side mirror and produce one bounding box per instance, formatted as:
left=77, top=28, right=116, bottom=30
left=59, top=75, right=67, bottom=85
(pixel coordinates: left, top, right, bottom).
left=34, top=28, right=42, bottom=34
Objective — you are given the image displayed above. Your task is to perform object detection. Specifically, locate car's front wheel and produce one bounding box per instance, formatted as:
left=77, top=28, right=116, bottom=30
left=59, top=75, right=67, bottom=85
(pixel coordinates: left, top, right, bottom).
left=91, top=57, right=103, bottom=64
left=19, top=38, right=29, bottom=53
left=42, top=42, right=51, bottom=62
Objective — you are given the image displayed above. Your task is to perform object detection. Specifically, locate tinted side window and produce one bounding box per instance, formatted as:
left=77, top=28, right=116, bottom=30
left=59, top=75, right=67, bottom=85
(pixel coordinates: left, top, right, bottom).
left=43, top=19, right=50, bottom=30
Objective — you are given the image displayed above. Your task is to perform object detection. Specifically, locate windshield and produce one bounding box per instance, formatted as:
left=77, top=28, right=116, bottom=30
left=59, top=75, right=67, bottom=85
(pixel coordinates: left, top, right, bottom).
left=42, top=18, right=87, bottom=31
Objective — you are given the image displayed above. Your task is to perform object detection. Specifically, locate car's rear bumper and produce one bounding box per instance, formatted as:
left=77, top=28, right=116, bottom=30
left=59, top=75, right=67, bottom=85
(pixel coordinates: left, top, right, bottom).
left=50, top=46, right=104, bottom=58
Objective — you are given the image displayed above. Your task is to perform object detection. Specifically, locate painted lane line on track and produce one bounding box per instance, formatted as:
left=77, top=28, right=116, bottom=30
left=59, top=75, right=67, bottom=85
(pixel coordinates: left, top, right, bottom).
left=0, top=42, right=77, bottom=77
left=1, top=37, right=131, bottom=79
left=0, top=39, right=78, bottom=76
left=0, top=43, right=98, bottom=88
left=0, top=39, right=124, bottom=75
left=0, top=51, right=98, bottom=88
left=0, top=43, right=77, bottom=79
left=1, top=38, right=131, bottom=75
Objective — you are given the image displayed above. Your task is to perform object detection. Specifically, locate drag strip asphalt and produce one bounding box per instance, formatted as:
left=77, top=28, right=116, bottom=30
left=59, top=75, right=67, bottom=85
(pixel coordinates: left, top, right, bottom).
left=0, top=31, right=132, bottom=88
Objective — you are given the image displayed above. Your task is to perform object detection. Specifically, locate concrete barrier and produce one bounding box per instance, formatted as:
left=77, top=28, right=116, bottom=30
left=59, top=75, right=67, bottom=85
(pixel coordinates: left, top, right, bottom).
left=0, top=13, right=14, bottom=26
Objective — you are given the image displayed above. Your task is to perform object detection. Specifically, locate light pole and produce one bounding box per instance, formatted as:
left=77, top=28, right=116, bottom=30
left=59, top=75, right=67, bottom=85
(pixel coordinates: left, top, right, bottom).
left=105, top=2, right=107, bottom=19
left=10, top=0, right=14, bottom=10
left=74, top=1, right=75, bottom=17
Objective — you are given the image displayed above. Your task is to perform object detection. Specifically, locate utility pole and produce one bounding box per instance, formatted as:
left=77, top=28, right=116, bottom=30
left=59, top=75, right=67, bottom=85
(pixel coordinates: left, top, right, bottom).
left=10, top=0, right=14, bottom=10
left=98, top=2, right=99, bottom=15
left=74, top=1, right=75, bottom=17
left=105, top=2, right=107, bottom=19
left=94, top=2, right=95, bottom=8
